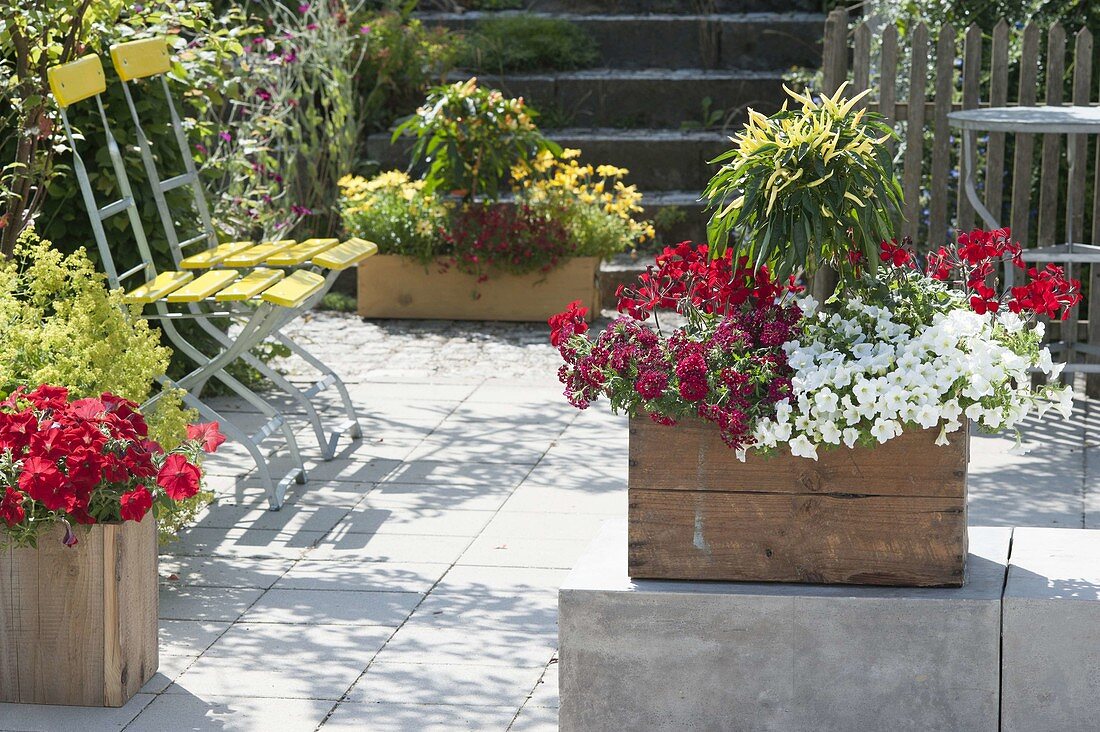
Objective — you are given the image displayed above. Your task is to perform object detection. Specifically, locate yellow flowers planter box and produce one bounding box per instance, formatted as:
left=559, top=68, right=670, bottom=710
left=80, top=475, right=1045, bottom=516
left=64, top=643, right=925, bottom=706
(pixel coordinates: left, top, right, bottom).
left=0, top=517, right=158, bottom=707
left=357, top=255, right=601, bottom=322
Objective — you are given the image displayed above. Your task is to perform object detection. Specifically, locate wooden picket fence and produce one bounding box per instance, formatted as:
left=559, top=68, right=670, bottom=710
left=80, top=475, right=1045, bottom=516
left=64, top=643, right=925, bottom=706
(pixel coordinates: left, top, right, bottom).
left=822, top=7, right=1100, bottom=389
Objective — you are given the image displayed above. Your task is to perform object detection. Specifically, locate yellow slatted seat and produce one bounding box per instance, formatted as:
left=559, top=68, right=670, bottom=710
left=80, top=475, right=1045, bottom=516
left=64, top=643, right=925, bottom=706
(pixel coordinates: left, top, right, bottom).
left=266, top=238, right=340, bottom=266
left=221, top=240, right=296, bottom=268
left=261, top=270, right=326, bottom=308
left=310, top=238, right=379, bottom=271
left=215, top=268, right=285, bottom=301
left=166, top=269, right=240, bottom=302
left=124, top=270, right=193, bottom=304
left=110, top=38, right=171, bottom=81
left=180, top=241, right=253, bottom=269
left=47, top=56, right=106, bottom=109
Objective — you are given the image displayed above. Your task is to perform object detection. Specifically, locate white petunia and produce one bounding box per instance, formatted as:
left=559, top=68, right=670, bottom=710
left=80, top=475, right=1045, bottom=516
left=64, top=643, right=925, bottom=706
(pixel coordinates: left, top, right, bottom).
left=789, top=435, right=819, bottom=460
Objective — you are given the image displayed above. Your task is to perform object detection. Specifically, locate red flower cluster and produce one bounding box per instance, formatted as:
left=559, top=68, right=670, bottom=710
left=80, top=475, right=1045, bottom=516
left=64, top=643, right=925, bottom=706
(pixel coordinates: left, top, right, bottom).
left=614, top=241, right=802, bottom=321
left=549, top=300, right=589, bottom=348
left=0, top=385, right=223, bottom=544
left=550, top=245, right=802, bottom=450
left=883, top=229, right=1081, bottom=320
left=442, top=203, right=569, bottom=284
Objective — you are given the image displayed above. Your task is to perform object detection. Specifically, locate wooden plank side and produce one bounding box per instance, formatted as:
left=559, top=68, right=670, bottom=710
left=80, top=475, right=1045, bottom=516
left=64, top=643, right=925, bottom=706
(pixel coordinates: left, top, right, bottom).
left=33, top=526, right=105, bottom=706
left=628, top=489, right=967, bottom=586
left=357, top=255, right=601, bottom=321
left=627, top=417, right=967, bottom=498
left=0, top=540, right=39, bottom=702
left=105, top=517, right=158, bottom=706
left=1038, top=24, right=1066, bottom=246
left=1070, top=28, right=1093, bottom=243
left=956, top=24, right=983, bottom=233
left=929, top=25, right=958, bottom=247
left=901, top=23, right=929, bottom=241
left=1011, top=23, right=1041, bottom=247
left=852, top=21, right=871, bottom=103
left=984, top=20, right=1010, bottom=225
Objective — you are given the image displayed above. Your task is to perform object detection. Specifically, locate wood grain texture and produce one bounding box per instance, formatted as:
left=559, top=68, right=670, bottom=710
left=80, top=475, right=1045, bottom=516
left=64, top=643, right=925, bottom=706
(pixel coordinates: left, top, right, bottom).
left=901, top=23, right=929, bottom=242
left=627, top=417, right=968, bottom=587
left=0, top=518, right=158, bottom=706
left=357, top=255, right=600, bottom=322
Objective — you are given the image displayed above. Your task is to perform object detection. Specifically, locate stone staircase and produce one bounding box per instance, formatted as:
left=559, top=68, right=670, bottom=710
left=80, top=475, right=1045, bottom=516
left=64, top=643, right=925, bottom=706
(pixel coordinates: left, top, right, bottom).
left=366, top=1, right=824, bottom=299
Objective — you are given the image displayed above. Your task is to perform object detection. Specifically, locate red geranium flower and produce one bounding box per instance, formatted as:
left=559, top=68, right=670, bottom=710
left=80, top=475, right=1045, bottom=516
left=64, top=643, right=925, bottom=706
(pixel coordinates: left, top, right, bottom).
left=119, top=488, right=153, bottom=522
left=548, top=300, right=589, bottom=348
left=157, top=454, right=202, bottom=500
left=186, top=422, right=226, bottom=453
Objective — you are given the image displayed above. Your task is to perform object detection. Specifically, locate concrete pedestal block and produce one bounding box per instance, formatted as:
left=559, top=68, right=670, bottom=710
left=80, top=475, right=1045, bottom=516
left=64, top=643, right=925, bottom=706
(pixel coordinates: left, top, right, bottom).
left=1002, top=527, right=1100, bottom=731
left=559, top=519, right=1010, bottom=732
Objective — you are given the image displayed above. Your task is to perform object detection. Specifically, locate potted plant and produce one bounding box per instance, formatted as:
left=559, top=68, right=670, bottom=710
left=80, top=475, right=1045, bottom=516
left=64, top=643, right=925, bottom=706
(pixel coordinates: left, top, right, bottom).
left=0, top=385, right=223, bottom=706
left=549, top=87, right=1079, bottom=587
left=341, top=78, right=653, bottom=321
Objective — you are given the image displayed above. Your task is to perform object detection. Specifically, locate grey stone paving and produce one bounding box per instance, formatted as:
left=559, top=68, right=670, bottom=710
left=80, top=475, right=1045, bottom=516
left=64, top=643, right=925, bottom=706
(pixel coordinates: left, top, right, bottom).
left=1, top=310, right=1097, bottom=732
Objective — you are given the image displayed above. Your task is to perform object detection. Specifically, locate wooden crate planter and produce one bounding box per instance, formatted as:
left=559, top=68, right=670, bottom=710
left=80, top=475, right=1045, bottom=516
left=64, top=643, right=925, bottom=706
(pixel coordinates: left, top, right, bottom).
left=0, top=517, right=158, bottom=706
left=628, top=416, right=969, bottom=587
left=357, top=254, right=601, bottom=322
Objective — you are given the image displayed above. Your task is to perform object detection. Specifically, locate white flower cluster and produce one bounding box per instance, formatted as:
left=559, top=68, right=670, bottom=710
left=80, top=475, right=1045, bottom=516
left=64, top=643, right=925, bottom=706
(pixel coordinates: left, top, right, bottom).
left=748, top=295, right=1073, bottom=461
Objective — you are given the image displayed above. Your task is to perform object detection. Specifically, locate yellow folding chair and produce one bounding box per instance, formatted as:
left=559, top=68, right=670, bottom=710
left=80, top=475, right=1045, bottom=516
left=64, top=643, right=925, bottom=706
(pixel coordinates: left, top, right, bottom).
left=108, top=37, right=374, bottom=460
left=47, top=54, right=320, bottom=509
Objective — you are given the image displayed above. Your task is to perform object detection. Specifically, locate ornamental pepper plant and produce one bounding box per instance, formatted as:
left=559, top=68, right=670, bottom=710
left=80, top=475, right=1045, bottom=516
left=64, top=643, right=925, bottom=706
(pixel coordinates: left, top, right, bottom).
left=0, top=385, right=223, bottom=548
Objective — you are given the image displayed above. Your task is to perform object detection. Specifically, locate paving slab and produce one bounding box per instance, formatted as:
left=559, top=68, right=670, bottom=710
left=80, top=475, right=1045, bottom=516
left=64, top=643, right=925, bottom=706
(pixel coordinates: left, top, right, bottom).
left=159, top=556, right=296, bottom=589
left=320, top=701, right=517, bottom=731
left=0, top=693, right=153, bottom=732
left=1002, top=527, right=1100, bottom=731
left=238, top=588, right=422, bottom=626
left=125, top=695, right=334, bottom=732
left=348, top=661, right=546, bottom=706
left=340, top=506, right=494, bottom=537
left=305, top=531, right=470, bottom=563
left=159, top=585, right=265, bottom=622
left=559, top=519, right=1009, bottom=732
left=158, top=620, right=232, bottom=657
left=272, top=559, right=449, bottom=593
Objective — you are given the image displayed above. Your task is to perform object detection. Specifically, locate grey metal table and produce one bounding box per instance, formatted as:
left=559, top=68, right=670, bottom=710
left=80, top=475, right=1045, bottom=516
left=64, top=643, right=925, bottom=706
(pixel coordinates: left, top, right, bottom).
left=949, top=105, right=1100, bottom=373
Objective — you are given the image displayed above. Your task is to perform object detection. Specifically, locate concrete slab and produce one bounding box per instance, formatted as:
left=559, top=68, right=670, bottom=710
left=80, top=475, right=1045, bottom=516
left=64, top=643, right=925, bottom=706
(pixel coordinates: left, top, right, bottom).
left=1002, top=527, right=1100, bottom=731
left=559, top=519, right=1009, bottom=732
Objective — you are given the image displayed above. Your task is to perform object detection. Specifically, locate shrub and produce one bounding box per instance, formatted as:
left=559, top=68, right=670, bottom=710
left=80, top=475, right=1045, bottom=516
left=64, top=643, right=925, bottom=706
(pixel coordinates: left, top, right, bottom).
left=338, top=170, right=449, bottom=264
left=392, top=77, right=560, bottom=200
left=0, top=228, right=210, bottom=542
left=462, top=15, right=599, bottom=72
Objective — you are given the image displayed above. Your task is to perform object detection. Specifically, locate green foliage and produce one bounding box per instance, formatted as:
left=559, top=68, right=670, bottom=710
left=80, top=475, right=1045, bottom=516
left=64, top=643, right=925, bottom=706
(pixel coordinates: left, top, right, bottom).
left=355, top=4, right=464, bottom=134
left=392, top=77, right=560, bottom=201
left=652, top=205, right=688, bottom=240
left=319, top=291, right=358, bottom=313
left=0, top=227, right=208, bottom=541
left=703, top=85, right=903, bottom=285
left=339, top=170, right=449, bottom=264
left=461, top=14, right=599, bottom=72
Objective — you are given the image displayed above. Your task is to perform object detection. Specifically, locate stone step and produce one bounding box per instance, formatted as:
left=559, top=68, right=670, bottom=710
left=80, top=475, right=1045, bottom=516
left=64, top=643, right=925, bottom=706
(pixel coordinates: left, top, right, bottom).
left=420, top=11, right=823, bottom=71
left=367, top=128, right=730, bottom=191
left=481, top=68, right=788, bottom=128
left=522, top=0, right=820, bottom=14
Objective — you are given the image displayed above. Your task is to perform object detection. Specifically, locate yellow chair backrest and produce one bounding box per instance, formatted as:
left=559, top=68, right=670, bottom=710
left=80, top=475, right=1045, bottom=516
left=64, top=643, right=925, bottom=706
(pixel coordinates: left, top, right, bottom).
left=47, top=55, right=106, bottom=109
left=110, top=37, right=171, bottom=81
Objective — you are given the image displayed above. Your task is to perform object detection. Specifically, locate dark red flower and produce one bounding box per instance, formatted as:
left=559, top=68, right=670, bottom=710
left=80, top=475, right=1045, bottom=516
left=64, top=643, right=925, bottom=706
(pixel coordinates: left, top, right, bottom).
left=0, top=411, right=37, bottom=452
left=549, top=300, right=589, bottom=348
left=157, top=454, right=202, bottom=501
left=25, top=384, right=69, bottom=411
left=119, top=488, right=153, bottom=522
left=18, top=456, right=71, bottom=512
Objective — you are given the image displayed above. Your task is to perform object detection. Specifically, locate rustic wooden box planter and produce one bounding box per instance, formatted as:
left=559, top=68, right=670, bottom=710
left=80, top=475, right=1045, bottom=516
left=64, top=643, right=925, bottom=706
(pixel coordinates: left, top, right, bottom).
left=357, top=254, right=601, bottom=322
left=0, top=517, right=158, bottom=707
left=628, top=417, right=969, bottom=587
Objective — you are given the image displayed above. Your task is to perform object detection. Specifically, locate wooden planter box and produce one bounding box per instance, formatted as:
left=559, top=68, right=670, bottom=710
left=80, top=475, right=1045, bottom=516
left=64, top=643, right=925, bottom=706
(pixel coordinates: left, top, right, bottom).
left=0, top=517, right=158, bottom=706
left=628, top=417, right=969, bottom=587
left=357, top=254, right=601, bottom=321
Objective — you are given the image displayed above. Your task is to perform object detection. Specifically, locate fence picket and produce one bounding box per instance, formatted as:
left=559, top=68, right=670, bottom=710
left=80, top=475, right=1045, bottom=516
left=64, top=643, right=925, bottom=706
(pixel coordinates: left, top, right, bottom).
left=984, top=20, right=1010, bottom=225
left=929, top=26, right=957, bottom=247
left=956, top=25, right=983, bottom=232
left=901, top=23, right=929, bottom=241
left=879, top=24, right=899, bottom=156
left=853, top=21, right=871, bottom=104
left=1010, top=22, right=1041, bottom=247
left=1037, top=24, right=1066, bottom=246
left=822, top=7, right=849, bottom=94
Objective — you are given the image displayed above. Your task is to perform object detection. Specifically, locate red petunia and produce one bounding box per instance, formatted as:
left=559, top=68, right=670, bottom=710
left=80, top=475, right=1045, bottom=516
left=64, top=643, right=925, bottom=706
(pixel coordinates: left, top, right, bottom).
left=0, top=411, right=38, bottom=453
left=119, top=488, right=153, bottom=522
left=18, top=456, right=72, bottom=512
left=66, top=447, right=103, bottom=490
left=68, top=397, right=106, bottom=422
left=157, top=454, right=202, bottom=501
left=186, top=422, right=226, bottom=453
left=25, top=384, right=69, bottom=411
left=0, top=488, right=25, bottom=527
